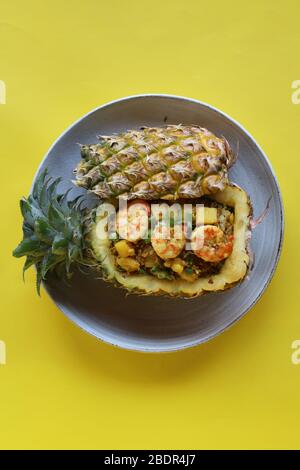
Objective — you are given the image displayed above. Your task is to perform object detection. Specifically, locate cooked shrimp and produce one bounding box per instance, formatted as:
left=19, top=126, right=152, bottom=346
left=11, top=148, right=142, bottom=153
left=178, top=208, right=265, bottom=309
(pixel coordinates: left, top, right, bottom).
left=191, top=225, right=233, bottom=262
left=117, top=201, right=150, bottom=242
left=151, top=224, right=185, bottom=260
left=128, top=199, right=151, bottom=215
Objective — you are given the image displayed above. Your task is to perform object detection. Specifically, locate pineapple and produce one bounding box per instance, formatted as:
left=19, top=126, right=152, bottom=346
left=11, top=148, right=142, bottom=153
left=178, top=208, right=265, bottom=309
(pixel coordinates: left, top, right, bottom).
left=114, top=240, right=135, bottom=257
left=195, top=206, right=218, bottom=225
left=74, top=125, right=235, bottom=200
left=116, top=257, right=140, bottom=272
left=164, top=258, right=186, bottom=274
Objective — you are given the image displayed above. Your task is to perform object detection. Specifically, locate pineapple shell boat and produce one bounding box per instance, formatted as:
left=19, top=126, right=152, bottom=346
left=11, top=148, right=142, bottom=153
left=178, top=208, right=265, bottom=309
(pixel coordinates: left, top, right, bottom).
left=88, top=184, right=252, bottom=297
left=75, top=125, right=236, bottom=200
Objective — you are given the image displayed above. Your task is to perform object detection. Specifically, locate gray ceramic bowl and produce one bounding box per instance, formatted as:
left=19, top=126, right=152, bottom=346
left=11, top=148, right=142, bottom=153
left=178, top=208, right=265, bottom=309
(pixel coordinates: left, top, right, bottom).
left=35, top=94, right=284, bottom=352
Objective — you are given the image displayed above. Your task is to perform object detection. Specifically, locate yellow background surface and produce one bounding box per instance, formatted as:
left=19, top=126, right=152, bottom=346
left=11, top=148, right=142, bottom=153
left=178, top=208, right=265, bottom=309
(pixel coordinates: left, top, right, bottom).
left=0, top=0, right=298, bottom=450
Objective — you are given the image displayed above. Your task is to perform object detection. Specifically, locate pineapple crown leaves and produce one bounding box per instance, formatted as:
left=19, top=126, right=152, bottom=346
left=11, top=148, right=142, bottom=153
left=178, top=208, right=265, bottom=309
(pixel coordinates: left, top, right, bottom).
left=13, top=170, right=87, bottom=294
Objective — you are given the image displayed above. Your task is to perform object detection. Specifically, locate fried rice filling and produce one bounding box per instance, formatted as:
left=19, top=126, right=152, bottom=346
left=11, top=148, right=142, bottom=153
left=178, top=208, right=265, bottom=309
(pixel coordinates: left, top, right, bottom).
left=110, top=198, right=234, bottom=282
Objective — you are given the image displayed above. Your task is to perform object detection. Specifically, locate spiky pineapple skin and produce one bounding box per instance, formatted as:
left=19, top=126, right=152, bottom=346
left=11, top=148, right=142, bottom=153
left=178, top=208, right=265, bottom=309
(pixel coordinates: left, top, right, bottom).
left=74, top=125, right=235, bottom=200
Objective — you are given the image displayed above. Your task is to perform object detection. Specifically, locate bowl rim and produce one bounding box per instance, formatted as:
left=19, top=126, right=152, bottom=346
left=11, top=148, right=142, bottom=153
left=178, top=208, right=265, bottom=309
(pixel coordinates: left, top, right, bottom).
left=32, top=94, right=285, bottom=353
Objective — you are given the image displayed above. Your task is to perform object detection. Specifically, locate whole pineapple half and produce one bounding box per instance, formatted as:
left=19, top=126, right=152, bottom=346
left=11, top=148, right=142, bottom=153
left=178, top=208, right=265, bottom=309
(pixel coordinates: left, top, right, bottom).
left=13, top=171, right=252, bottom=298
left=74, top=125, right=235, bottom=200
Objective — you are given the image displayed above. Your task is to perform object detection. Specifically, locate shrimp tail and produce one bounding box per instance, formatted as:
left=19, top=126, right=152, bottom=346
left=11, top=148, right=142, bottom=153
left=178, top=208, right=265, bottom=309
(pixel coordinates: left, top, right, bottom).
left=223, top=137, right=238, bottom=167
left=250, top=196, right=272, bottom=230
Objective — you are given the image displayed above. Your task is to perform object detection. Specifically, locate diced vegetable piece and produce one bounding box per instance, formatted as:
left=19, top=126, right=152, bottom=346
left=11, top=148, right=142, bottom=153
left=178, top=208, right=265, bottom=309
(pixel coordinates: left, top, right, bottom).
left=144, top=253, right=159, bottom=268
left=150, top=266, right=174, bottom=280
left=171, top=260, right=185, bottom=274
left=180, top=269, right=198, bottom=282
